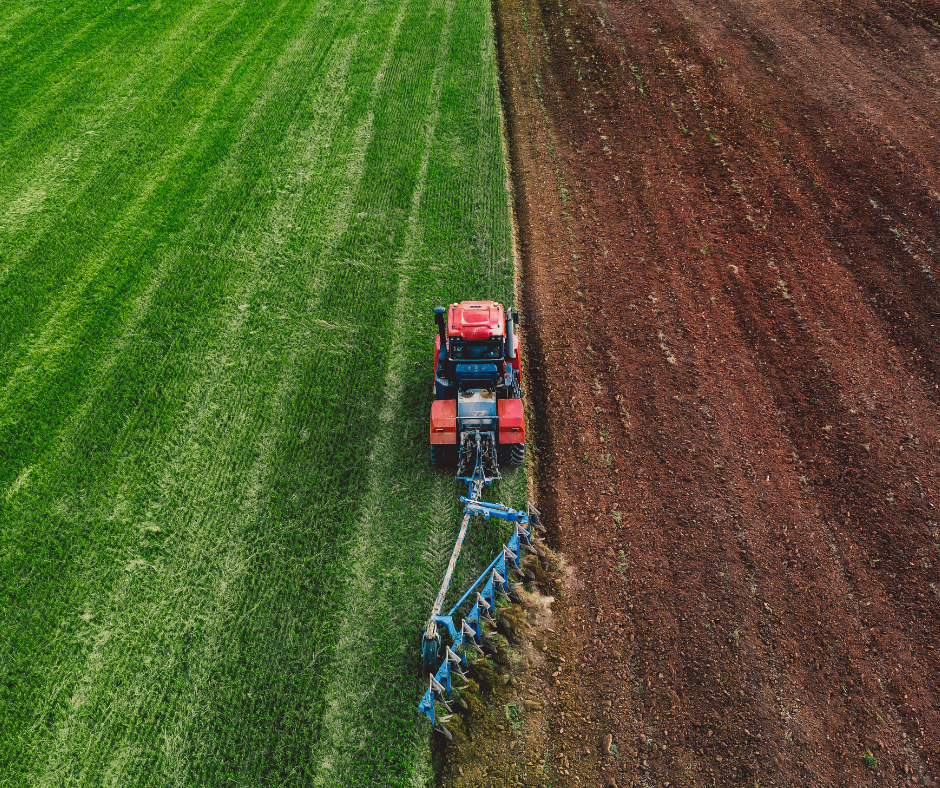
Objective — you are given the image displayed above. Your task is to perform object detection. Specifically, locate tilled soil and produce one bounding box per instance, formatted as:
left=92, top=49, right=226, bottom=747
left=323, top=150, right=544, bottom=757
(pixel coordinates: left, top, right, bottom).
left=486, top=0, right=940, bottom=785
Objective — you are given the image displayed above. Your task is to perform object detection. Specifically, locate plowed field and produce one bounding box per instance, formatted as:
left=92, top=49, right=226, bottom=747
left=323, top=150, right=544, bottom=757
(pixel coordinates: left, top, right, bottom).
left=493, top=0, right=940, bottom=785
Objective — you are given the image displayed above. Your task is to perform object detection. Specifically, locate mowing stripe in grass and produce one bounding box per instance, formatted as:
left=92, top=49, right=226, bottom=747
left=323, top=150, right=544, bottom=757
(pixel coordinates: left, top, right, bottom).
left=0, top=0, right=306, bottom=381
left=178, top=1, right=456, bottom=775
left=166, top=14, right=382, bottom=783
left=312, top=0, right=451, bottom=781
left=308, top=0, right=525, bottom=779
left=0, top=48, right=235, bottom=413
left=0, top=0, right=335, bottom=494
left=0, top=0, right=225, bottom=259
left=0, top=1, right=37, bottom=45
left=2, top=0, right=371, bottom=780
left=27, top=7, right=360, bottom=772
left=17, top=0, right=442, bottom=780
left=0, top=0, right=255, bottom=394
left=1, top=0, right=323, bottom=708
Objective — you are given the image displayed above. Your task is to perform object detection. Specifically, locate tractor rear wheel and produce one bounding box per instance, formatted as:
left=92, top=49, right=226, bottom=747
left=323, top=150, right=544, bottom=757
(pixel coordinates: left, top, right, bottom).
left=497, top=443, right=525, bottom=467
left=430, top=444, right=457, bottom=467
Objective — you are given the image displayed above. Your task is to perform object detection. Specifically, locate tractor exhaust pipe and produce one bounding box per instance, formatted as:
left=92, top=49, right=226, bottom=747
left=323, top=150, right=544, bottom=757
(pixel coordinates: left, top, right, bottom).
left=506, top=306, right=517, bottom=360
left=434, top=306, right=448, bottom=362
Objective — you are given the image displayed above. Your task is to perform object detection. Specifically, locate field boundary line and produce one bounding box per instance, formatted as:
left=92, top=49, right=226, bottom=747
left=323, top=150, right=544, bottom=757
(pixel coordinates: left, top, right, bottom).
left=488, top=0, right=535, bottom=506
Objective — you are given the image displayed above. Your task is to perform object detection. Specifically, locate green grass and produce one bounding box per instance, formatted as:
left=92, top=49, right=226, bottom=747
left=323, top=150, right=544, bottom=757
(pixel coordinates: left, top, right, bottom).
left=0, top=0, right=523, bottom=784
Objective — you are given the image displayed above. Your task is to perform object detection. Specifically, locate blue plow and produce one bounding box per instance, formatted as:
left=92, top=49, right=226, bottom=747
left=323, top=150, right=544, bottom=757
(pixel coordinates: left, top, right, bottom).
left=418, top=430, right=544, bottom=739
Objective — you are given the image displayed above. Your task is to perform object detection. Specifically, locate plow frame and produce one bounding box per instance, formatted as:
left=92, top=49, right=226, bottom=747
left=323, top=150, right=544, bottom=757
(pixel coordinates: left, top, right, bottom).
left=418, top=429, right=543, bottom=737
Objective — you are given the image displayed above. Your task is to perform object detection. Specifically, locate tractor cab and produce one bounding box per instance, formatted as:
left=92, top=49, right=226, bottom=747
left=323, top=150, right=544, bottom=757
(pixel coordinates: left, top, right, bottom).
left=433, top=301, right=516, bottom=398
left=448, top=339, right=504, bottom=361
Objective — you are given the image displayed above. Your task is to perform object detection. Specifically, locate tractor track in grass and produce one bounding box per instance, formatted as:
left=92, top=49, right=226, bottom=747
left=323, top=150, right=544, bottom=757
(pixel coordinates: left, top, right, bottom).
left=473, top=0, right=940, bottom=785
left=313, top=0, right=451, bottom=778
left=23, top=4, right=374, bottom=781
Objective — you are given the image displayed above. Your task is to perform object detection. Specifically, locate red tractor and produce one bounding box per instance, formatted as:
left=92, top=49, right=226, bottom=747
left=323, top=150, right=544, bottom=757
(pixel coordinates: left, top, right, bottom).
left=429, top=301, right=525, bottom=469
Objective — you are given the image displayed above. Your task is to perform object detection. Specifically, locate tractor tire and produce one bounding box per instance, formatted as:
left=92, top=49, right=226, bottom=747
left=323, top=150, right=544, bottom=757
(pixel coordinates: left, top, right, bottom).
left=497, top=443, right=526, bottom=467
left=430, top=444, right=457, bottom=468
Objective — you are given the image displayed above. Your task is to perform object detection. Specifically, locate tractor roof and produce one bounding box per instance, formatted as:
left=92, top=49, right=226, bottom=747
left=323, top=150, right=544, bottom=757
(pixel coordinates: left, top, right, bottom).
left=447, top=301, right=504, bottom=340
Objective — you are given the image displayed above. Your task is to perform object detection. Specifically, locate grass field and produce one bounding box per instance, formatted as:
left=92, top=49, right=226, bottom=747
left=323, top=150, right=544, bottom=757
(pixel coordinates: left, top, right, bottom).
left=0, top=0, right=524, bottom=784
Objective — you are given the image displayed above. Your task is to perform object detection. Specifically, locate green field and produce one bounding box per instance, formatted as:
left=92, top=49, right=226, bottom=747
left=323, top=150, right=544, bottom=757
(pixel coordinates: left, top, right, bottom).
left=0, top=0, right=524, bottom=783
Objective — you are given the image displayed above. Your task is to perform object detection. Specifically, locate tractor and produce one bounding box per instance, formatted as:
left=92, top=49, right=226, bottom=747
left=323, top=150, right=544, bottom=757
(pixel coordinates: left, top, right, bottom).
left=418, top=301, right=543, bottom=740
left=429, top=300, right=525, bottom=469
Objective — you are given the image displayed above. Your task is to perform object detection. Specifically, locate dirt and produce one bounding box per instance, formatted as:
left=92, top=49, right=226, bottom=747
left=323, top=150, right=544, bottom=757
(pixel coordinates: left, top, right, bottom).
left=436, top=579, right=558, bottom=788
left=440, top=0, right=940, bottom=785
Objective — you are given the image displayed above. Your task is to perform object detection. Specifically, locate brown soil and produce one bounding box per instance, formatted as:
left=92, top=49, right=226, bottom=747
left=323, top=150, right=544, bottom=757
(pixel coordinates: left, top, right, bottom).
left=436, top=581, right=559, bottom=788
left=453, top=0, right=940, bottom=785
